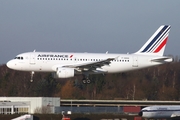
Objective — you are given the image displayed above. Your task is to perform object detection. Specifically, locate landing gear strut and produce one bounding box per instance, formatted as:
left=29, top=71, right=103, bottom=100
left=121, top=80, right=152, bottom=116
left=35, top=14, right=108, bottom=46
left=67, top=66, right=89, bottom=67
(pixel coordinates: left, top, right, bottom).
left=82, top=74, right=91, bottom=84
left=30, top=71, right=34, bottom=82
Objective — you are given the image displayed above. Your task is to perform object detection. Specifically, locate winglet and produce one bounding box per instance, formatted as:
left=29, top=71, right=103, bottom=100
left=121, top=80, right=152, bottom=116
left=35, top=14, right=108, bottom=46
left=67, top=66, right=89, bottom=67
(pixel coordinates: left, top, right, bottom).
left=135, top=25, right=171, bottom=56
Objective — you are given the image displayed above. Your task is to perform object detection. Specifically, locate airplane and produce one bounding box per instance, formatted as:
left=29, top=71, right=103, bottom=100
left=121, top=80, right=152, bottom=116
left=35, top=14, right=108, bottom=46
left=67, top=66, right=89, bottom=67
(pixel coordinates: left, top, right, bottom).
left=139, top=105, right=180, bottom=119
left=6, top=25, right=172, bottom=84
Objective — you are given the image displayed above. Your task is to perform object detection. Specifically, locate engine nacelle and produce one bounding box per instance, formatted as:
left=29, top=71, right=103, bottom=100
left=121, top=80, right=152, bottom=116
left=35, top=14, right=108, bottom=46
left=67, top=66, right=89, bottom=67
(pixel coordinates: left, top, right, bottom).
left=53, top=68, right=74, bottom=78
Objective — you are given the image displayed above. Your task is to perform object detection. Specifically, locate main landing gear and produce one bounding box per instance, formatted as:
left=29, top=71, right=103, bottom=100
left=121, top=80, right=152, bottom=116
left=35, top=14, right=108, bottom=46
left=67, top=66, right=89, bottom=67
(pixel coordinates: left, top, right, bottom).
left=82, top=74, right=91, bottom=84
left=30, top=71, right=34, bottom=82
left=82, top=78, right=91, bottom=84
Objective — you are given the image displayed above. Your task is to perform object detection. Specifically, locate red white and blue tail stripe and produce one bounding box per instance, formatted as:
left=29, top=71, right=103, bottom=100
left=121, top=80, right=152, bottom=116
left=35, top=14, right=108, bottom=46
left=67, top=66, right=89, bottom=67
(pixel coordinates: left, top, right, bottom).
left=136, top=25, right=171, bottom=56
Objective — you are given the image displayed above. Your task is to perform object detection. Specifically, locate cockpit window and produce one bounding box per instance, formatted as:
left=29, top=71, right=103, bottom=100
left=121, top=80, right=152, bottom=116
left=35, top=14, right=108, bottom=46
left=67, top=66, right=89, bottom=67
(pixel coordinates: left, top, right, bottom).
left=142, top=110, right=148, bottom=112
left=14, top=56, right=23, bottom=60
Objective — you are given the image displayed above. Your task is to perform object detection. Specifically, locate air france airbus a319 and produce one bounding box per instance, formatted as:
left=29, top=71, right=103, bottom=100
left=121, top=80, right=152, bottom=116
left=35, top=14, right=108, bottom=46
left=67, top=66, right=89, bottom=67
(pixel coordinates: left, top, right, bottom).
left=7, top=25, right=173, bottom=84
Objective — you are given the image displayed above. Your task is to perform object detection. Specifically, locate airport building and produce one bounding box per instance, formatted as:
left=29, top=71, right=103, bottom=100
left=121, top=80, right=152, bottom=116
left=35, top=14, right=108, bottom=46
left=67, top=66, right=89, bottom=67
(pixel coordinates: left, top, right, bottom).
left=0, top=97, right=60, bottom=114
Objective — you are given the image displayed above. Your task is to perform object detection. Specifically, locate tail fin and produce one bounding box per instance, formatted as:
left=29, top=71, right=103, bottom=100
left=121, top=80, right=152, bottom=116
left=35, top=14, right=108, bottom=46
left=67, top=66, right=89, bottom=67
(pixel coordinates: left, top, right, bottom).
left=135, top=25, right=171, bottom=56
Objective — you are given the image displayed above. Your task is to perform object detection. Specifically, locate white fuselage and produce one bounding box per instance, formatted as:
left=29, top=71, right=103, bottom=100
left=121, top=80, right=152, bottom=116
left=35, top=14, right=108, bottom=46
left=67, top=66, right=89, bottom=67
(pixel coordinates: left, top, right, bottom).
left=140, top=106, right=180, bottom=119
left=6, top=25, right=173, bottom=78
left=6, top=52, right=171, bottom=74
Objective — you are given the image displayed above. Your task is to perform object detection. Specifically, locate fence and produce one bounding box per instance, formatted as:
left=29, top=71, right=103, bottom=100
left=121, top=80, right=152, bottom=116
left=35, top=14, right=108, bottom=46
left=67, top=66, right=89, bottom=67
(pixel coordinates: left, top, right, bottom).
left=55, top=106, right=124, bottom=114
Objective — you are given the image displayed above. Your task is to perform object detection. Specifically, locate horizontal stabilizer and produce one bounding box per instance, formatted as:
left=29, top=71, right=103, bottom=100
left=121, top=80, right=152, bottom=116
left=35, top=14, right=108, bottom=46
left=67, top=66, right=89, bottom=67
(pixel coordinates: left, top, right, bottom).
left=151, top=57, right=173, bottom=62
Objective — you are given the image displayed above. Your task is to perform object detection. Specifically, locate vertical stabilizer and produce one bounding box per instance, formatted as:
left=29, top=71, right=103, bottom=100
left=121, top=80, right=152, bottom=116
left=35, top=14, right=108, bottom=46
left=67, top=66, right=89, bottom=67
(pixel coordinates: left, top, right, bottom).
left=135, top=25, right=171, bottom=56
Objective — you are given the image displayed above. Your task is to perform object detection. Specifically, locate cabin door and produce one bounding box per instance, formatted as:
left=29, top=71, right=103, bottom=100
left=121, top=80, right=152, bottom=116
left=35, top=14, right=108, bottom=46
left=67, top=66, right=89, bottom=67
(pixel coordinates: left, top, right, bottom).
left=30, top=54, right=36, bottom=64
left=132, top=56, right=138, bottom=67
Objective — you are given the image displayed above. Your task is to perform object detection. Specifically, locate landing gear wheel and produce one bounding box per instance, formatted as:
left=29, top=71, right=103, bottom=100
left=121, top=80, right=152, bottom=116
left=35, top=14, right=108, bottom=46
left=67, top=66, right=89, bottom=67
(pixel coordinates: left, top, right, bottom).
left=86, top=79, right=91, bottom=84
left=82, top=79, right=86, bottom=84
left=82, top=73, right=91, bottom=84
left=82, top=79, right=91, bottom=84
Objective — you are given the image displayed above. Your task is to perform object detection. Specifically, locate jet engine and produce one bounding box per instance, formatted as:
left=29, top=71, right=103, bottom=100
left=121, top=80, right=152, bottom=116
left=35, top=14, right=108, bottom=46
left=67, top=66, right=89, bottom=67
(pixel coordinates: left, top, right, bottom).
left=53, top=68, right=74, bottom=78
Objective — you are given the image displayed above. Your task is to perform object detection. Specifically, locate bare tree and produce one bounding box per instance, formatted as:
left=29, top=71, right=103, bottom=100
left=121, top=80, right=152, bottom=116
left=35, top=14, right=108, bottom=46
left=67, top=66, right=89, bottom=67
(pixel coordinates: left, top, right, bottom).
left=34, top=106, right=52, bottom=114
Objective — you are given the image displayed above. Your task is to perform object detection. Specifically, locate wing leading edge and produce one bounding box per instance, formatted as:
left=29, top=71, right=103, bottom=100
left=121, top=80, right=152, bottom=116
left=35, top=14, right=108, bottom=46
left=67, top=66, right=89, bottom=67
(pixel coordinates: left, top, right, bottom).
left=62, top=57, right=118, bottom=73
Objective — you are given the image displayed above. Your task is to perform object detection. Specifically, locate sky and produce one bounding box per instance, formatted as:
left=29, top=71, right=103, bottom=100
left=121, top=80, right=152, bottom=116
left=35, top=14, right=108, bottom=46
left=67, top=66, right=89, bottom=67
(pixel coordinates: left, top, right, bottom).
left=1, top=1, right=180, bottom=64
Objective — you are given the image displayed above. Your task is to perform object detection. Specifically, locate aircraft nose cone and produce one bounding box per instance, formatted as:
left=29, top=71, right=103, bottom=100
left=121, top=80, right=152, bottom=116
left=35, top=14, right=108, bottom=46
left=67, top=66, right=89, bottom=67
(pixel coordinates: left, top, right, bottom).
left=138, top=111, right=143, bottom=116
left=6, top=60, right=15, bottom=69
left=6, top=61, right=11, bottom=68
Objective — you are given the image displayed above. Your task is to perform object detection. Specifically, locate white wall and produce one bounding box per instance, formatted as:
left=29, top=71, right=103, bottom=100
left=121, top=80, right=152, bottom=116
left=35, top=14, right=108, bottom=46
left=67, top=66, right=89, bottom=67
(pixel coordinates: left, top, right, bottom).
left=0, top=97, right=60, bottom=113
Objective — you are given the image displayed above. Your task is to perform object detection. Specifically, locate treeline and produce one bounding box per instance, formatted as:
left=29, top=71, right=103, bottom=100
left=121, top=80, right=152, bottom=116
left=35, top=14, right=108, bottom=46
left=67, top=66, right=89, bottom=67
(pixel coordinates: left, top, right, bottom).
left=0, top=61, right=180, bottom=100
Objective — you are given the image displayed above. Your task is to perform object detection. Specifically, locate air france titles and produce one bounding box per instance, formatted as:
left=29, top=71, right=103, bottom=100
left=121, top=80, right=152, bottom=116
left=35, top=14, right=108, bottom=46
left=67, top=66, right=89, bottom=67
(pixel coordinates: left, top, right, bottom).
left=38, top=54, right=69, bottom=58
left=157, top=107, right=168, bottom=110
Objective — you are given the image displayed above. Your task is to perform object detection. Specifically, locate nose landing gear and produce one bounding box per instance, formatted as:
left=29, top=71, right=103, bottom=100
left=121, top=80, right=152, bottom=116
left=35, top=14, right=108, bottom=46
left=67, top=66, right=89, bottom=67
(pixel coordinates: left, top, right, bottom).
left=30, top=71, right=34, bottom=82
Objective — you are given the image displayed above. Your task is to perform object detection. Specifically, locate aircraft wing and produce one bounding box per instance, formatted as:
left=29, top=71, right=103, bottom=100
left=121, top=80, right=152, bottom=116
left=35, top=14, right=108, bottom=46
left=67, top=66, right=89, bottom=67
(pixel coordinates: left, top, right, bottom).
left=62, top=57, right=117, bottom=73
